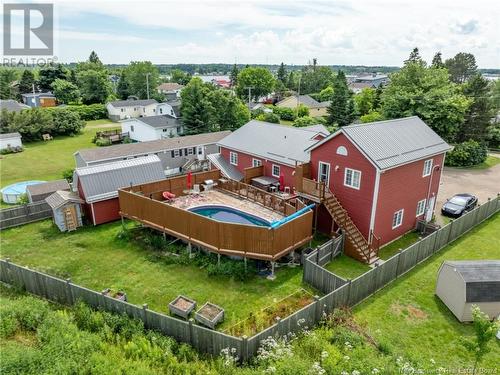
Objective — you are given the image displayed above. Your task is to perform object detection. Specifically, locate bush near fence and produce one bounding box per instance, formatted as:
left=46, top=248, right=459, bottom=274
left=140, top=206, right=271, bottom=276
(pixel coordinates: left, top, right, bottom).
left=0, top=201, right=52, bottom=230
left=0, top=195, right=498, bottom=360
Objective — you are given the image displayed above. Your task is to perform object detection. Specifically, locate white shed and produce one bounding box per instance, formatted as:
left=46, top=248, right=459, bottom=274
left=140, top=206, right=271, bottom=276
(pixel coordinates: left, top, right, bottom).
left=436, top=260, right=500, bottom=322
left=0, top=132, right=22, bottom=151
left=45, top=190, right=84, bottom=232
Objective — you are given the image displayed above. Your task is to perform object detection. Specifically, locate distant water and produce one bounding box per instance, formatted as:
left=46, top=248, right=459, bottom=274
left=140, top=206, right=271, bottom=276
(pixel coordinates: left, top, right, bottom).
left=197, top=75, right=230, bottom=83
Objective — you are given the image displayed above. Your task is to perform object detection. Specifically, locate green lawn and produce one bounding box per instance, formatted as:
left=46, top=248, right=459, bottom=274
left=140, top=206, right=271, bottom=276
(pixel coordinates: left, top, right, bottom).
left=378, top=231, right=421, bottom=260
left=353, top=213, right=500, bottom=368
left=324, top=254, right=371, bottom=279
left=0, top=219, right=315, bottom=331
left=0, top=120, right=119, bottom=189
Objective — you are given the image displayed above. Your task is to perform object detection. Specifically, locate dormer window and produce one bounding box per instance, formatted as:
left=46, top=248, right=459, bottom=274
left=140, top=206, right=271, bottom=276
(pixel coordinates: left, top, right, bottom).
left=336, top=146, right=348, bottom=156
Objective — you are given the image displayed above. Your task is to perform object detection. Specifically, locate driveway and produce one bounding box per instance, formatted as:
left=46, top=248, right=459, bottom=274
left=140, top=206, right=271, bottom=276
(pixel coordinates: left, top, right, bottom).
left=435, top=157, right=500, bottom=224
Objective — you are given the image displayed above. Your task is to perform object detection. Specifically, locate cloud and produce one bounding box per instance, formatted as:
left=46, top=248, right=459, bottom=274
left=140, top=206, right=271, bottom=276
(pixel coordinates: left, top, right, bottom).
left=450, top=19, right=479, bottom=35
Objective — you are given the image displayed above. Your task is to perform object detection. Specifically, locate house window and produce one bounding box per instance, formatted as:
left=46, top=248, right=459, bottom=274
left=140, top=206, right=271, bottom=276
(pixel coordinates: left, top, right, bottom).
left=121, top=108, right=125, bottom=113
left=174, top=149, right=180, bottom=157
left=159, top=108, right=163, bottom=114
left=423, top=159, right=433, bottom=177
left=336, top=146, right=348, bottom=156
left=130, top=125, right=134, bottom=132
left=252, top=159, right=262, bottom=167
left=162, top=128, right=168, bottom=132
left=197, top=146, right=203, bottom=155
left=187, top=148, right=194, bottom=155
left=230, top=152, right=238, bottom=165
left=272, top=164, right=280, bottom=177
left=344, top=168, right=361, bottom=190
left=134, top=107, right=138, bottom=111
left=171, top=110, right=174, bottom=116
left=392, top=209, right=404, bottom=229
left=416, top=199, right=426, bottom=217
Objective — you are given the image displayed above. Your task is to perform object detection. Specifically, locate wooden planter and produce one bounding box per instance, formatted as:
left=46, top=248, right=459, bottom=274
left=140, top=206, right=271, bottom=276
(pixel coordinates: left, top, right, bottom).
left=168, top=295, right=196, bottom=320
left=102, top=288, right=128, bottom=302
left=195, top=302, right=224, bottom=329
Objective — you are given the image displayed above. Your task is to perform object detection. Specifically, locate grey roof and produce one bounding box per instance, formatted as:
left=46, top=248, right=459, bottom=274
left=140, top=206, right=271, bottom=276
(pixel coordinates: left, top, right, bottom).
left=26, top=179, right=70, bottom=197
left=308, top=116, right=451, bottom=170
left=217, top=120, right=329, bottom=166
left=137, top=115, right=181, bottom=129
left=443, top=260, right=500, bottom=303
left=277, top=95, right=320, bottom=107
left=310, top=100, right=330, bottom=108
left=45, top=190, right=83, bottom=210
left=75, top=155, right=165, bottom=203
left=158, top=83, right=184, bottom=91
left=0, top=100, right=30, bottom=112
left=75, top=131, right=231, bottom=164
left=109, top=99, right=158, bottom=108
left=166, top=100, right=181, bottom=117
left=207, top=153, right=244, bottom=181
left=0, top=132, right=21, bottom=139
left=21, top=92, right=55, bottom=98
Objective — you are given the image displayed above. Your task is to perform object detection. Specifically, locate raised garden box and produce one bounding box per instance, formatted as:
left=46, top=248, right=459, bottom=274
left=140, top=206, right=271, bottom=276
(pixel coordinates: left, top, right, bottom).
left=102, top=288, right=128, bottom=302
left=168, top=295, right=196, bottom=320
left=195, top=302, right=224, bottom=329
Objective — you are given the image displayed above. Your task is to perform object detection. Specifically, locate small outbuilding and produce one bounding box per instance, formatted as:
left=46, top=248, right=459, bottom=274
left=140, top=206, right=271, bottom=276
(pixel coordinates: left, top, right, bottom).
left=436, top=260, right=500, bottom=322
left=45, top=190, right=84, bottom=232
left=26, top=179, right=70, bottom=203
left=0, top=132, right=22, bottom=152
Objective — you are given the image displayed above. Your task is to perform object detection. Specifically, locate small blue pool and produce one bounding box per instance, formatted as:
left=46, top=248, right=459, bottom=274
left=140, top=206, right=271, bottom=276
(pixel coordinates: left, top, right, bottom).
left=189, top=205, right=271, bottom=227
left=1, top=180, right=46, bottom=204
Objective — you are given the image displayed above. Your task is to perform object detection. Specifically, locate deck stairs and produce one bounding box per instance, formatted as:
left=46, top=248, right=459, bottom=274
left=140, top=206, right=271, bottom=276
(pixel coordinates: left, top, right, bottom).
left=206, top=153, right=244, bottom=181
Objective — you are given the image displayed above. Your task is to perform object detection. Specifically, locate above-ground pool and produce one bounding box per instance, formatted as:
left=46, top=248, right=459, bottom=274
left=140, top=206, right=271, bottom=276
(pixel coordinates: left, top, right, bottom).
left=189, top=205, right=271, bottom=227
left=1, top=180, right=46, bottom=204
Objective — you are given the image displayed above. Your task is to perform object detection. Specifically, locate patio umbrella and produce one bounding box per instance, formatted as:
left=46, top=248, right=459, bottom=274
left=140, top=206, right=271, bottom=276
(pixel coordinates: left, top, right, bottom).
left=279, top=174, right=284, bottom=191
left=187, top=171, right=192, bottom=189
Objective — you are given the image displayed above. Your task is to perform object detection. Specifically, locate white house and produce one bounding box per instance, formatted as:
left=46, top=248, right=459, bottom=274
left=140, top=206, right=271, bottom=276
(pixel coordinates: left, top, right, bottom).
left=121, top=115, right=183, bottom=142
left=156, top=100, right=181, bottom=119
left=106, top=99, right=159, bottom=121
left=157, top=82, right=184, bottom=98
left=0, top=132, right=22, bottom=151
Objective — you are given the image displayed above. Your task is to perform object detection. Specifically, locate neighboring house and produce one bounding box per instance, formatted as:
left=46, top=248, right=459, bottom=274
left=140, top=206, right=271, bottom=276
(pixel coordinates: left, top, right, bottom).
left=45, top=190, right=84, bottom=232
left=436, top=260, right=500, bottom=322
left=106, top=99, right=159, bottom=121
left=216, top=120, right=329, bottom=188
left=26, top=179, right=70, bottom=203
left=0, top=132, right=22, bottom=151
left=354, top=74, right=388, bottom=87
left=21, top=92, right=56, bottom=108
left=250, top=103, right=272, bottom=113
left=307, top=116, right=451, bottom=246
left=74, top=131, right=230, bottom=176
left=211, top=78, right=231, bottom=88
left=0, top=99, right=30, bottom=112
left=157, top=82, right=184, bottom=98
left=121, top=115, right=183, bottom=142
left=73, top=155, right=165, bottom=225
left=348, top=82, right=376, bottom=94
left=275, top=95, right=329, bottom=117
left=158, top=100, right=181, bottom=118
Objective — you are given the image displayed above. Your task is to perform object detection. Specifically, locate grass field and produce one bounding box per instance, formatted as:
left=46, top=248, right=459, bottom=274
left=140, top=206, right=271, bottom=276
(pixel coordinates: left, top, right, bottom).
left=0, top=219, right=315, bottom=330
left=324, top=254, right=371, bottom=279
left=0, top=120, right=118, bottom=189
left=353, top=213, right=500, bottom=368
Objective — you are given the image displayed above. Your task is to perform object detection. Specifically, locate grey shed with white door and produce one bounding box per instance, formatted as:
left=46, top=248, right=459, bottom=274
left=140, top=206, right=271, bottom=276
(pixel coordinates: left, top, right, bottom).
left=435, top=260, right=500, bottom=322
left=45, top=190, right=84, bottom=232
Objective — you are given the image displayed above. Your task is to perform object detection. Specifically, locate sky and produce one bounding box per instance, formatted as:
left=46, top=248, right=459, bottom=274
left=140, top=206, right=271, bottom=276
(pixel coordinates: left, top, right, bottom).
left=2, top=0, right=500, bottom=67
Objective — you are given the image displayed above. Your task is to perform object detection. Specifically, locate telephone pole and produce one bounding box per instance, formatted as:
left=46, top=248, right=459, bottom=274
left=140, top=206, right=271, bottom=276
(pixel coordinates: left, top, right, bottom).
left=146, top=73, right=151, bottom=100
left=245, top=86, right=254, bottom=109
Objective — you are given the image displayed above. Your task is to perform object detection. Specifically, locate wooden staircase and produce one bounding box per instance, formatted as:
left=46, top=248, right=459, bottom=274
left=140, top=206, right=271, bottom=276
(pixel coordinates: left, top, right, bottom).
left=322, top=188, right=380, bottom=265
left=64, top=208, right=77, bottom=232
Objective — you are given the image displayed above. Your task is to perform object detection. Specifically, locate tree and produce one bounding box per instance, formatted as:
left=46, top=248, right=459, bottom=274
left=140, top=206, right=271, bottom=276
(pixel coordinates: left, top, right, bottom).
left=372, top=85, right=383, bottom=110
left=116, top=71, right=130, bottom=100
left=230, top=64, right=239, bottom=88
left=277, top=63, right=287, bottom=84
left=460, top=306, right=500, bottom=374
left=318, top=86, right=334, bottom=102
left=327, top=71, right=354, bottom=127
left=124, top=61, right=159, bottom=99
left=77, top=70, right=111, bottom=104
left=354, top=87, right=376, bottom=116
left=51, top=108, right=85, bottom=135
left=169, top=69, right=191, bottom=85
left=88, top=51, right=101, bottom=65
left=208, top=89, right=250, bottom=131
left=405, top=47, right=423, bottom=65
left=456, top=74, right=493, bottom=142
left=431, top=52, right=444, bottom=69
left=293, top=116, right=317, bottom=127
left=7, top=108, right=53, bottom=141
left=360, top=111, right=383, bottom=123
left=300, top=65, right=333, bottom=94
left=445, top=52, right=478, bottom=84
left=236, top=67, right=275, bottom=101
left=51, top=79, right=80, bottom=104
left=0, top=68, right=18, bottom=99
left=381, top=60, right=470, bottom=140
left=255, top=112, right=280, bottom=123
left=297, top=104, right=309, bottom=118
left=180, top=78, right=214, bottom=134
left=18, top=70, right=36, bottom=95
left=38, top=64, right=68, bottom=91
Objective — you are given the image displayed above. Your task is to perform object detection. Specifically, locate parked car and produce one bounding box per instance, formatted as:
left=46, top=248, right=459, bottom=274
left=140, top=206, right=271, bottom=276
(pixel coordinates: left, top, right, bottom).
left=441, top=193, right=478, bottom=218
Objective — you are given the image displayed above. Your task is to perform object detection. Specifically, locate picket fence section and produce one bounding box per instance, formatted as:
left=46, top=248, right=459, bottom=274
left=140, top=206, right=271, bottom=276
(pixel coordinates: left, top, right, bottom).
left=0, top=201, right=52, bottom=230
left=0, top=195, right=498, bottom=360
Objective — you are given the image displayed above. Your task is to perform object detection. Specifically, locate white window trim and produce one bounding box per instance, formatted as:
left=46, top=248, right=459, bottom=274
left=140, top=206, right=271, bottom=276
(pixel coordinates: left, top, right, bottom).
left=392, top=209, right=404, bottom=229
left=423, top=159, right=433, bottom=177
left=230, top=151, right=238, bottom=166
left=174, top=149, right=180, bottom=157
left=318, top=161, right=331, bottom=186
left=344, top=168, right=361, bottom=190
left=272, top=164, right=280, bottom=177
left=252, top=158, right=262, bottom=167
left=416, top=199, right=426, bottom=217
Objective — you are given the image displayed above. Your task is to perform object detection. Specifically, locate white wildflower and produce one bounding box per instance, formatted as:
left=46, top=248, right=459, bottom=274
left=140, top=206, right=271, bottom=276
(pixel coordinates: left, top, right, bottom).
left=309, top=362, right=326, bottom=375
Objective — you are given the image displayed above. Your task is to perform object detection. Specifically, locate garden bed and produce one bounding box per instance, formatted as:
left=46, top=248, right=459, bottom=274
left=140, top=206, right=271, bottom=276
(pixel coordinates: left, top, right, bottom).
left=168, top=295, right=196, bottom=319
left=195, top=302, right=224, bottom=329
left=225, top=288, right=314, bottom=336
left=102, top=288, right=127, bottom=301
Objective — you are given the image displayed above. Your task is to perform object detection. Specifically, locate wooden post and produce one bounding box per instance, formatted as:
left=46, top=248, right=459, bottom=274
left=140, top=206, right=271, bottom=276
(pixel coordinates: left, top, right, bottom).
left=395, top=249, right=403, bottom=278
left=314, top=295, right=321, bottom=323
left=66, top=278, right=73, bottom=305
left=217, top=254, right=221, bottom=266
left=275, top=316, right=282, bottom=336
left=142, top=303, right=148, bottom=327
left=188, top=318, right=194, bottom=345
left=121, top=215, right=125, bottom=230
left=244, top=257, right=247, bottom=271
left=187, top=242, right=192, bottom=256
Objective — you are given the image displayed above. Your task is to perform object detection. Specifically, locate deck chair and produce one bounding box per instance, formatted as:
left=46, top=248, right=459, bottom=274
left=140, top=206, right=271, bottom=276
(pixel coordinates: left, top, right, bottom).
left=192, top=184, right=201, bottom=194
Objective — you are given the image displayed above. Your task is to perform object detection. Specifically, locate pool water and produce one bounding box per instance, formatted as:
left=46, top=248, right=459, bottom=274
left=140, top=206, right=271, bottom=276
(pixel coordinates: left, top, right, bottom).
left=189, top=205, right=271, bottom=227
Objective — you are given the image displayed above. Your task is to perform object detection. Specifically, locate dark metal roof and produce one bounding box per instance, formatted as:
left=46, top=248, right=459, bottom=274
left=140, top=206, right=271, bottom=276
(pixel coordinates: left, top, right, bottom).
left=138, top=115, right=181, bottom=128
left=109, top=99, right=157, bottom=108
left=26, top=179, right=70, bottom=197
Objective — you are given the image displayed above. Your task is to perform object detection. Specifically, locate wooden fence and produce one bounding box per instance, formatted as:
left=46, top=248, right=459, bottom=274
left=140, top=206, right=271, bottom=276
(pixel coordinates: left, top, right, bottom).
left=0, top=201, right=52, bottom=230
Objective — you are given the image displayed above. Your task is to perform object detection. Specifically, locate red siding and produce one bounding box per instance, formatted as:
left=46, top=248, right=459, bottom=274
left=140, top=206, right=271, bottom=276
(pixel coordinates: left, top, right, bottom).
left=374, top=154, right=445, bottom=245
left=220, top=147, right=296, bottom=189
left=310, top=133, right=377, bottom=238
left=91, top=199, right=121, bottom=225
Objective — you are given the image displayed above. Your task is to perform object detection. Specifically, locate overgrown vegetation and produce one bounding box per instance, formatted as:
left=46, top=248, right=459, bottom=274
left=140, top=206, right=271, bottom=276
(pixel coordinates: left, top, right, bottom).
left=445, top=140, right=488, bottom=167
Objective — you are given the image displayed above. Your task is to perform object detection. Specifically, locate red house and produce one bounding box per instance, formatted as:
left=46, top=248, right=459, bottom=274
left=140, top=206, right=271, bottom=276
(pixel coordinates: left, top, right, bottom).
left=216, top=120, right=329, bottom=189
left=306, top=116, right=450, bottom=261
left=73, top=155, right=165, bottom=225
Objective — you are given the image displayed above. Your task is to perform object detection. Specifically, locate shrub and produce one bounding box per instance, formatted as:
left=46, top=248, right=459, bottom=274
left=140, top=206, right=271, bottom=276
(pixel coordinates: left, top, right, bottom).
left=445, top=140, right=488, bottom=167
left=62, top=168, right=74, bottom=183
left=272, top=106, right=296, bottom=121
left=51, top=108, right=85, bottom=136
left=297, top=104, right=309, bottom=118
left=95, top=137, right=111, bottom=147
left=293, top=116, right=317, bottom=127
left=256, top=112, right=280, bottom=124
left=360, top=111, right=383, bottom=123
left=0, top=314, right=18, bottom=338
left=17, top=193, right=29, bottom=205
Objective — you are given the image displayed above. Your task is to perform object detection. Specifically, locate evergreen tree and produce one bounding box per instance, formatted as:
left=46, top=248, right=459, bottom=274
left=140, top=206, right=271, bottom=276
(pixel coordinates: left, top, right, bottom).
left=38, top=64, right=68, bottom=91
left=405, top=47, right=424, bottom=65
left=18, top=69, right=36, bottom=95
left=373, top=85, right=383, bottom=110
left=230, top=64, right=239, bottom=87
left=69, top=69, right=78, bottom=84
left=445, top=52, right=478, bottom=84
left=327, top=71, right=354, bottom=127
left=180, top=78, right=214, bottom=134
left=116, top=71, right=130, bottom=100
left=431, top=52, right=444, bottom=68
left=277, top=62, right=287, bottom=84
left=89, top=51, right=101, bottom=64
